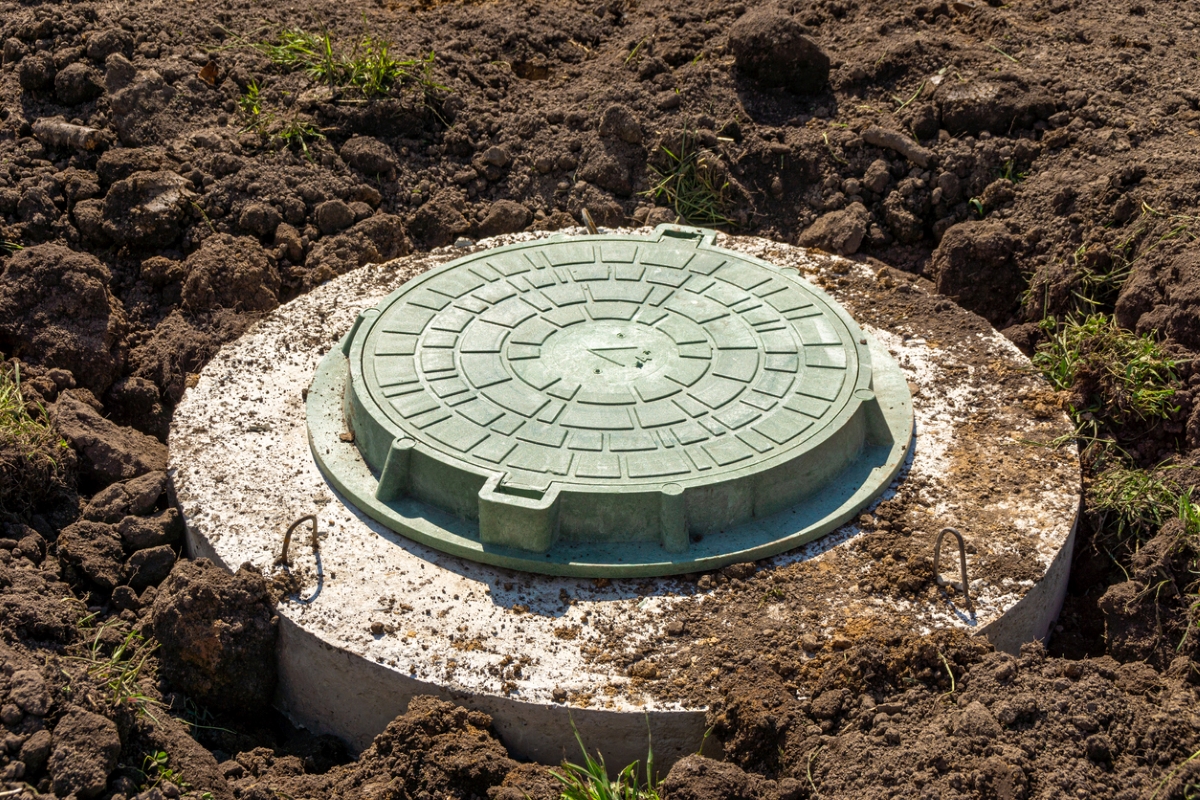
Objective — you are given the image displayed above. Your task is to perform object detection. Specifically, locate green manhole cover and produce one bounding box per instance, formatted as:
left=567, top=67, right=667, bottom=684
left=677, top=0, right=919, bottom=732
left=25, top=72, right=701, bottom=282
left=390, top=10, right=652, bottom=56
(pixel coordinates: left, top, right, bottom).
left=307, top=226, right=913, bottom=576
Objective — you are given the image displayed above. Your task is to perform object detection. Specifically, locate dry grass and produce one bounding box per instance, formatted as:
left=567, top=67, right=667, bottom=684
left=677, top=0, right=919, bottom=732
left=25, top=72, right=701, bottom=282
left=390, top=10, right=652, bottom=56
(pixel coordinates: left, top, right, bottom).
left=0, top=362, right=70, bottom=510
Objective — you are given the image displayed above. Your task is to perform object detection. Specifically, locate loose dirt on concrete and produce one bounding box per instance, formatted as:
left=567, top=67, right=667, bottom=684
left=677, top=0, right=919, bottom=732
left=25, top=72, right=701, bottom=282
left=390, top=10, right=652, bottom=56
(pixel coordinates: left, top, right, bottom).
left=2, top=0, right=1200, bottom=797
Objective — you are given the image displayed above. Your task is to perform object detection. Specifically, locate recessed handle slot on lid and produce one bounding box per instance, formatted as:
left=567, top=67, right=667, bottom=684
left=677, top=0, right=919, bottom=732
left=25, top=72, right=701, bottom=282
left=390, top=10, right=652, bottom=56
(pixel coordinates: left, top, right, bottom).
left=478, top=475, right=561, bottom=553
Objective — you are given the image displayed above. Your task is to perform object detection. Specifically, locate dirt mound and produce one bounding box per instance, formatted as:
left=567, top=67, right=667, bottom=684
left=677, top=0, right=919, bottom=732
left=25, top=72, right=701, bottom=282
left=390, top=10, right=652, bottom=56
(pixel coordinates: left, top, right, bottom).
left=305, top=213, right=411, bottom=284
left=0, top=245, right=127, bottom=395
left=180, top=234, right=280, bottom=314
left=1, top=0, right=1200, bottom=794
left=728, top=8, right=830, bottom=94
left=690, top=634, right=1200, bottom=799
left=223, top=697, right=531, bottom=800
left=664, top=754, right=799, bottom=800
left=151, top=558, right=278, bottom=717
left=51, top=389, right=166, bottom=487
left=931, top=221, right=1020, bottom=326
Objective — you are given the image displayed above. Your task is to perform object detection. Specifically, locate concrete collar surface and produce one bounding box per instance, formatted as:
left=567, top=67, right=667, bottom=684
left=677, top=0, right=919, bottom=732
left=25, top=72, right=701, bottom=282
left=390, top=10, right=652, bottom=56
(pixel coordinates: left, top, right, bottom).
left=168, top=229, right=1080, bottom=767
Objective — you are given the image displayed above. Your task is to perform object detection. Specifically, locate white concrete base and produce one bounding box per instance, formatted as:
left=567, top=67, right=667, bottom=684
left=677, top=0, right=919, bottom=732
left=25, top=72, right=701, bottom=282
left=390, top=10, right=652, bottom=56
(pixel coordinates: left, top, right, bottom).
left=169, top=230, right=1080, bottom=769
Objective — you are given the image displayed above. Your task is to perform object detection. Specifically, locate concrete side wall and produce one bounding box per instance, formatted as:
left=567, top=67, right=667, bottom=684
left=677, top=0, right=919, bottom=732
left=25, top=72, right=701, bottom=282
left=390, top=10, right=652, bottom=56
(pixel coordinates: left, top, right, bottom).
left=274, top=614, right=713, bottom=770
left=979, top=511, right=1078, bottom=654
left=181, top=512, right=712, bottom=770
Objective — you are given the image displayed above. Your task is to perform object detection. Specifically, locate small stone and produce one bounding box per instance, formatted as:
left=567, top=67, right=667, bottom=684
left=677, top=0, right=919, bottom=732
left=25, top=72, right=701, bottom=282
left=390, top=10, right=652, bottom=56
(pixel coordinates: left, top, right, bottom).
left=0, top=704, right=21, bottom=726
left=315, top=200, right=356, bottom=235
left=863, top=159, right=892, bottom=194
left=697, top=574, right=714, bottom=590
left=453, top=237, right=475, bottom=249
left=729, top=8, right=831, bottom=94
left=831, top=635, right=852, bottom=650
left=1085, top=733, right=1113, bottom=762
left=370, top=621, right=384, bottom=635
left=551, top=687, right=567, bottom=702
left=629, top=660, right=659, bottom=679
left=481, top=146, right=510, bottom=167
left=666, top=620, right=685, bottom=636
left=599, top=104, right=643, bottom=144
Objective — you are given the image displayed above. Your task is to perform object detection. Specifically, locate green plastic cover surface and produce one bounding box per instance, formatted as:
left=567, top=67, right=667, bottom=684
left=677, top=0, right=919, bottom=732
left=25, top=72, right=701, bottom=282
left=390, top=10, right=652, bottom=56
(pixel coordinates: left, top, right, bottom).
left=307, top=226, right=913, bottom=576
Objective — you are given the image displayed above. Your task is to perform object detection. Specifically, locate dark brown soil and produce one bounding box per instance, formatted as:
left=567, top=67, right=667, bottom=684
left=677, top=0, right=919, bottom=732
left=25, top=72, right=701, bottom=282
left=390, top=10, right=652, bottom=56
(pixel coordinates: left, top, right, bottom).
left=2, top=0, right=1200, bottom=796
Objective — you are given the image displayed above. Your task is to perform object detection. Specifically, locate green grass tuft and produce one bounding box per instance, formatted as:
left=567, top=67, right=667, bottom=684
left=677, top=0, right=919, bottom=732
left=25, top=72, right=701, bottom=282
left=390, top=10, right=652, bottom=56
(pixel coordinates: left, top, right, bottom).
left=272, top=117, right=326, bottom=158
left=643, top=131, right=734, bottom=228
left=998, top=159, right=1027, bottom=183
left=1033, top=313, right=1178, bottom=429
left=1022, top=203, right=1197, bottom=320
left=0, top=361, right=70, bottom=510
left=139, top=750, right=191, bottom=793
left=255, top=28, right=445, bottom=99
left=551, top=725, right=660, bottom=800
left=66, top=620, right=163, bottom=719
left=1088, top=463, right=1199, bottom=545
left=237, top=80, right=263, bottom=119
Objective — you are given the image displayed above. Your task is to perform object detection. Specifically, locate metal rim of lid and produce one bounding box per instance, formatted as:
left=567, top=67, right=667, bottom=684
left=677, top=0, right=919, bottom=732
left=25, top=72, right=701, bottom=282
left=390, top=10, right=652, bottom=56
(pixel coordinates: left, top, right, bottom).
left=306, top=225, right=914, bottom=576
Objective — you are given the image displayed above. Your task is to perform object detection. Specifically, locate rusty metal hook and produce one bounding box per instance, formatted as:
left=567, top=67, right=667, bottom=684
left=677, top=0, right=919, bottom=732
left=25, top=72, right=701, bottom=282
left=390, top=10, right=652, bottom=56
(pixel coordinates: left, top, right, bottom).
left=581, top=207, right=599, bottom=235
left=933, top=527, right=973, bottom=613
left=278, top=514, right=318, bottom=566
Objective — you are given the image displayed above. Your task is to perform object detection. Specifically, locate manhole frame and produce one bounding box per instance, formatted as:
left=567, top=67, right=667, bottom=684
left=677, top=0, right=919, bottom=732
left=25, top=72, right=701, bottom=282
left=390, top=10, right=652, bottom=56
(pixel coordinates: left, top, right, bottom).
left=307, top=226, right=914, bottom=577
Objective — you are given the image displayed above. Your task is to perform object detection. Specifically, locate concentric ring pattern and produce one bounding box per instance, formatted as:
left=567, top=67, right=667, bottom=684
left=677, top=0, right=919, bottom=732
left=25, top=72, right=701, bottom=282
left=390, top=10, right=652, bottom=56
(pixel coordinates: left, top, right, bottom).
left=356, top=233, right=863, bottom=488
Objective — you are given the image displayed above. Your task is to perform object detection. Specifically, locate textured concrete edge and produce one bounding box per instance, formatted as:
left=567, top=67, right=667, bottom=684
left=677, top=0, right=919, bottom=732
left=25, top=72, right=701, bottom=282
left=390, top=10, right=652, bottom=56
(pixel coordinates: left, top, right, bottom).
left=166, top=230, right=1081, bottom=772
left=174, top=447, right=718, bottom=771
left=274, top=614, right=719, bottom=767
left=978, top=511, right=1079, bottom=654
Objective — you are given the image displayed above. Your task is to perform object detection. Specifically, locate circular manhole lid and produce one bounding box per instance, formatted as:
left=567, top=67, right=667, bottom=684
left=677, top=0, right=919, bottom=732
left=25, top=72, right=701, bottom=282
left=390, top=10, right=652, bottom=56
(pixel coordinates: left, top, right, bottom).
left=307, top=226, right=913, bottom=576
